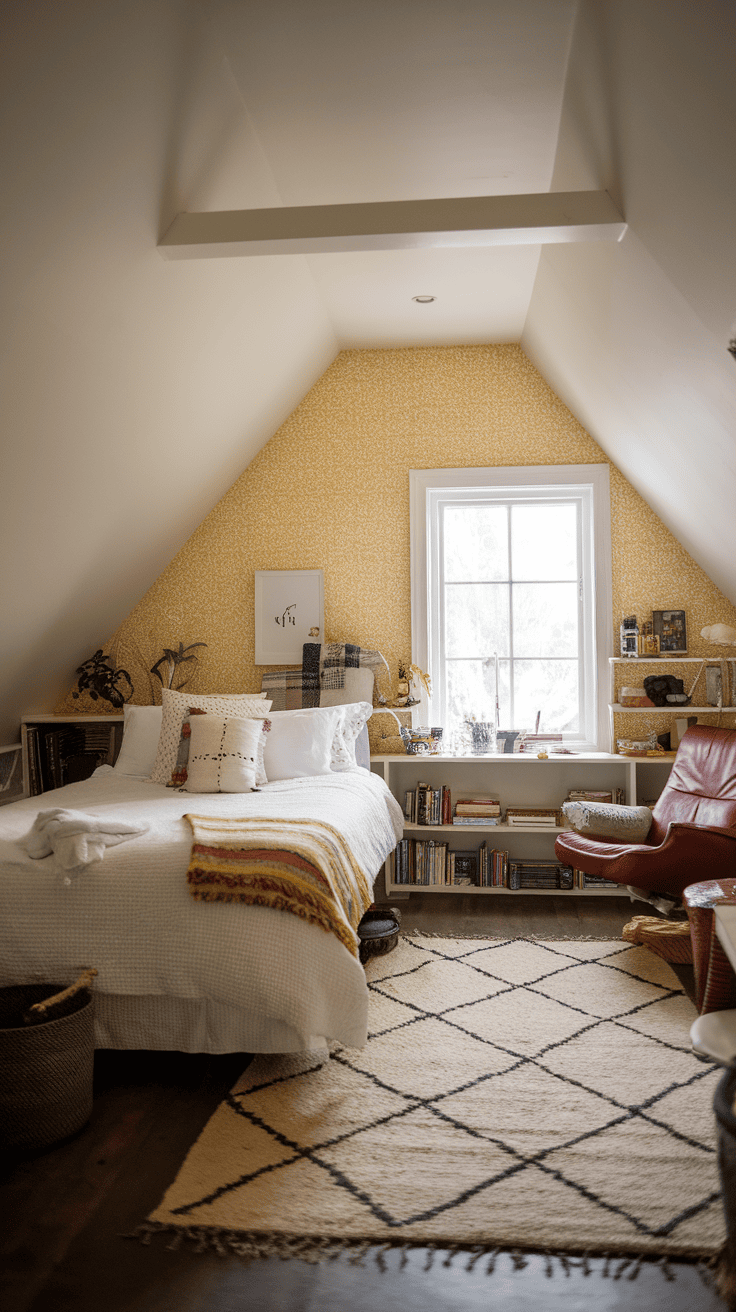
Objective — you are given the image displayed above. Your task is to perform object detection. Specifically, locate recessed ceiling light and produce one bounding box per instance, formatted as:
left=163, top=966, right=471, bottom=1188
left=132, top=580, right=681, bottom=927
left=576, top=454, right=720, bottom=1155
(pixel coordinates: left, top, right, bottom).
left=412, top=295, right=436, bottom=303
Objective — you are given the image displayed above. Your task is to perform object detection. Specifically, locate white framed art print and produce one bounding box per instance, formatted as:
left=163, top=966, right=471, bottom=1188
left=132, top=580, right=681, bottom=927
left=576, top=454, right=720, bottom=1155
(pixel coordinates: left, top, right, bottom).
left=255, top=570, right=324, bottom=664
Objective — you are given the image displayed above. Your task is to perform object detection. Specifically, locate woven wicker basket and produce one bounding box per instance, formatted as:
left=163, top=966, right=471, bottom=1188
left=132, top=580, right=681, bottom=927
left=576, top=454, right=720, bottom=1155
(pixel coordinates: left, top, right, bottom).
left=0, top=984, right=94, bottom=1153
left=622, top=915, right=693, bottom=963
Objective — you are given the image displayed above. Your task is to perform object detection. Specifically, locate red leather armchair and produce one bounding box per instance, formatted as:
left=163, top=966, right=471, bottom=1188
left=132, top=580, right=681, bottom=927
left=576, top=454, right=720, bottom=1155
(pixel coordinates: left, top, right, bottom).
left=554, top=725, right=736, bottom=898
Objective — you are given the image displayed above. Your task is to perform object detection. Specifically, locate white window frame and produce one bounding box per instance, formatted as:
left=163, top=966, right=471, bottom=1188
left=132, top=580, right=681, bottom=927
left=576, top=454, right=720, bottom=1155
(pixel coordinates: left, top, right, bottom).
left=410, top=465, right=613, bottom=752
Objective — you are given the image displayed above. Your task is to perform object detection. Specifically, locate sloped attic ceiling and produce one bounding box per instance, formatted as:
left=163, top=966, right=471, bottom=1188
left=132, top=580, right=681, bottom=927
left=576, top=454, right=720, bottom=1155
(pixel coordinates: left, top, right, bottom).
left=1, top=0, right=734, bottom=743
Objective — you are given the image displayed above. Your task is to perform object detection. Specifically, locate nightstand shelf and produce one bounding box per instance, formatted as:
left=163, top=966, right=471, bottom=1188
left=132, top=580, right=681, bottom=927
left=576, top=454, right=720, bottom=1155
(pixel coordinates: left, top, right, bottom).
left=21, top=714, right=124, bottom=796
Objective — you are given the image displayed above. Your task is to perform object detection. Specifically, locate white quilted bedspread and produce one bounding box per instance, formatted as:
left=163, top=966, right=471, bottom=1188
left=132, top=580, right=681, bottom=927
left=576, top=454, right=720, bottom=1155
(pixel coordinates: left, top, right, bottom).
left=0, top=769, right=403, bottom=1051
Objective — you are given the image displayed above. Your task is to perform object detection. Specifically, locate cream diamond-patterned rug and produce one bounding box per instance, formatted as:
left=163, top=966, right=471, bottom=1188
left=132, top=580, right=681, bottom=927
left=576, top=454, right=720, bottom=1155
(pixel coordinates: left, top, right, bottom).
left=142, top=937, right=726, bottom=1265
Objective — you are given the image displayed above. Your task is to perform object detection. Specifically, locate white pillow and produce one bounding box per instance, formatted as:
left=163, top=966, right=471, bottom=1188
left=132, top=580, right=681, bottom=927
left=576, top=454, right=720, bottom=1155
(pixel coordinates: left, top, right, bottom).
left=185, top=715, right=267, bottom=793
left=114, top=705, right=164, bottom=778
left=263, top=706, right=342, bottom=781
left=561, top=801, right=653, bottom=843
left=149, top=688, right=272, bottom=785
left=330, top=701, right=374, bottom=770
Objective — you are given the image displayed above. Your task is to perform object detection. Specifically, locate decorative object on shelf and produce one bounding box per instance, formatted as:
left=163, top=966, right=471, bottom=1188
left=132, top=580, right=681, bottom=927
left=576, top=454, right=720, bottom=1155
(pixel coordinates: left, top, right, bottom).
left=616, top=739, right=666, bottom=757
left=395, top=661, right=411, bottom=705
left=706, top=666, right=725, bottom=707
left=652, top=609, right=687, bottom=654
left=496, top=729, right=520, bottom=754
left=701, top=624, right=736, bottom=710
left=399, top=725, right=442, bottom=755
left=702, top=624, right=736, bottom=646
left=619, top=614, right=639, bottom=657
left=151, top=641, right=207, bottom=692
left=619, top=686, right=654, bottom=707
left=72, top=650, right=133, bottom=709
left=254, top=569, right=324, bottom=665
left=395, top=661, right=431, bottom=708
left=453, top=852, right=477, bottom=883
left=643, top=673, right=689, bottom=706
left=639, top=619, right=660, bottom=656
left=466, top=719, right=495, bottom=755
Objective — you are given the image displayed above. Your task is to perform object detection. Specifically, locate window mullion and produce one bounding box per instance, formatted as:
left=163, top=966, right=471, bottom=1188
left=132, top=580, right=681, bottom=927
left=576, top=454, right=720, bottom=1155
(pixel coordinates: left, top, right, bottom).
left=507, top=503, right=514, bottom=731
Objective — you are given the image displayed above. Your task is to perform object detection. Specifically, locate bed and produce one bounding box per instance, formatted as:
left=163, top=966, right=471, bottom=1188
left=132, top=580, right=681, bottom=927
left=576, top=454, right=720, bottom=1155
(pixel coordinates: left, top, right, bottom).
left=0, top=696, right=403, bottom=1054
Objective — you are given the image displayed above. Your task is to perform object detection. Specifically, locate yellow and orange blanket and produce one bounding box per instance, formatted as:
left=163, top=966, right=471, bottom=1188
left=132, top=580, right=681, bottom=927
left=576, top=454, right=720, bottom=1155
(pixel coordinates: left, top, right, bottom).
left=184, top=813, right=374, bottom=959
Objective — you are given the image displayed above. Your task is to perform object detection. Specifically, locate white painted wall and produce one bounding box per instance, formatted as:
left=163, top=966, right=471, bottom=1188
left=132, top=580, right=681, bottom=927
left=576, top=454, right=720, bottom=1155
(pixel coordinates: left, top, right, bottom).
left=0, top=0, right=338, bottom=742
left=522, top=0, right=736, bottom=603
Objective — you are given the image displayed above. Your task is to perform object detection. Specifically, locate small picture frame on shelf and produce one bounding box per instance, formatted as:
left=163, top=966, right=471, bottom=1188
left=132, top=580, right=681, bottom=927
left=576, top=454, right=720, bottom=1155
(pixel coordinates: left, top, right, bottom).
left=453, top=852, right=477, bottom=884
left=639, top=620, right=660, bottom=657
left=652, top=610, right=687, bottom=655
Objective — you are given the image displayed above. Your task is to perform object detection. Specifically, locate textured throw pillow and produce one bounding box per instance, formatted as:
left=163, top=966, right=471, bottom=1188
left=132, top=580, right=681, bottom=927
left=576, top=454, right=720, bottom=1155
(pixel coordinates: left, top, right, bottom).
left=113, top=705, right=163, bottom=778
left=185, top=715, right=268, bottom=793
left=149, top=688, right=272, bottom=785
left=562, top=801, right=653, bottom=843
left=330, top=701, right=374, bottom=770
left=166, top=708, right=207, bottom=787
left=263, top=706, right=342, bottom=781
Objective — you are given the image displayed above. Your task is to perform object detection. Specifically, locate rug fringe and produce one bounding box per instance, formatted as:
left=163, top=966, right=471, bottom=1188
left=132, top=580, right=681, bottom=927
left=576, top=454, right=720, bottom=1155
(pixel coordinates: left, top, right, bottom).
left=403, top=930, right=627, bottom=941
left=124, top=1223, right=719, bottom=1282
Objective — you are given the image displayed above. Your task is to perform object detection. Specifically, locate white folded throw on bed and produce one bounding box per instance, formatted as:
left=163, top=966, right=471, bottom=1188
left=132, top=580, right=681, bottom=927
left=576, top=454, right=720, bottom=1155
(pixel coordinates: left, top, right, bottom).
left=21, top=808, right=149, bottom=870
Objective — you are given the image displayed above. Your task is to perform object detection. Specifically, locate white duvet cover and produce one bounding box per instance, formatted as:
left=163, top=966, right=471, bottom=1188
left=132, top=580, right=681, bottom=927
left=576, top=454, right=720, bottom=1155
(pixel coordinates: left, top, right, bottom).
left=0, top=769, right=403, bottom=1053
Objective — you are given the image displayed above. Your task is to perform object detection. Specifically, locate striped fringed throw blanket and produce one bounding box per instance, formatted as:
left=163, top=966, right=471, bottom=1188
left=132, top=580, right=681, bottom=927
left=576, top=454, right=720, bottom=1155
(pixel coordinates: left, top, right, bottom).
left=184, top=814, right=374, bottom=958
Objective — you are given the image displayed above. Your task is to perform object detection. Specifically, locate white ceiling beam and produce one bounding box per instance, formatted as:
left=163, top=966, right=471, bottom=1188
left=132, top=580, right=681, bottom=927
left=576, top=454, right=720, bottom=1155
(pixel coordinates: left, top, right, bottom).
left=158, top=191, right=626, bottom=259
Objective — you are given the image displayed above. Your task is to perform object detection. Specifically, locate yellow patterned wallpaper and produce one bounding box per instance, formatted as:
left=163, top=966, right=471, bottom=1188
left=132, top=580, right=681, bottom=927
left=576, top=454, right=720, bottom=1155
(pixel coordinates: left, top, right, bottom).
left=56, top=345, right=736, bottom=748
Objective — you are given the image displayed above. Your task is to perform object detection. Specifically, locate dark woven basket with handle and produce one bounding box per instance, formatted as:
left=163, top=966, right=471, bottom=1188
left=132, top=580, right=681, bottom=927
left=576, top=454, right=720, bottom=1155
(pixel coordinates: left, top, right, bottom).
left=0, top=981, right=95, bottom=1153
left=357, top=904, right=402, bottom=966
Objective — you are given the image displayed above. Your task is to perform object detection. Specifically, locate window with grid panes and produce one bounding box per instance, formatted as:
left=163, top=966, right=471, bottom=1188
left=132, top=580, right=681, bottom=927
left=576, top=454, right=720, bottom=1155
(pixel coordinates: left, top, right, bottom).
left=410, top=466, right=612, bottom=751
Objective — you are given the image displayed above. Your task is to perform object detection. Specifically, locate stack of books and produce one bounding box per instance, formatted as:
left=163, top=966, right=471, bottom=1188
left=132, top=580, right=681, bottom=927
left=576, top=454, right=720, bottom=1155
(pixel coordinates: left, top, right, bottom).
left=566, top=788, right=626, bottom=805
left=452, top=796, right=501, bottom=825
left=508, top=861, right=573, bottom=890
left=504, top=806, right=561, bottom=827
left=403, top=783, right=452, bottom=825
left=572, top=870, right=620, bottom=890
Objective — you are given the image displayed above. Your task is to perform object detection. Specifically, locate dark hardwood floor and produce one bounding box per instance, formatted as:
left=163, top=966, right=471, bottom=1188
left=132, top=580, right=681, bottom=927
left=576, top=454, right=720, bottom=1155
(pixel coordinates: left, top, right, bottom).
left=0, top=894, right=729, bottom=1311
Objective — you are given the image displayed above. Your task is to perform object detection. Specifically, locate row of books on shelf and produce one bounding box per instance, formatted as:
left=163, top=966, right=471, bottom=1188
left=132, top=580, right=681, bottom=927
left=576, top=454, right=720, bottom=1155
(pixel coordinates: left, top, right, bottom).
left=388, top=838, right=619, bottom=890
left=402, top=786, right=626, bottom=828
left=25, top=723, right=122, bottom=795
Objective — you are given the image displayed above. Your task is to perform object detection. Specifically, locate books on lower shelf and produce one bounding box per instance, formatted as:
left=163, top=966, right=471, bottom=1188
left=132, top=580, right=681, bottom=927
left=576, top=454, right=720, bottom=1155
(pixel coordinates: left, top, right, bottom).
left=25, top=721, right=123, bottom=795
left=389, top=839, right=580, bottom=891
left=572, top=870, right=621, bottom=890
left=508, top=860, right=573, bottom=890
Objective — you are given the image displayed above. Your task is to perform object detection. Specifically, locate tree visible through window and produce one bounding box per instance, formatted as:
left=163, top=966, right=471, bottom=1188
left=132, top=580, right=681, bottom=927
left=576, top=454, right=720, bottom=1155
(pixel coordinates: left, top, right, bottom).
left=410, top=467, right=612, bottom=751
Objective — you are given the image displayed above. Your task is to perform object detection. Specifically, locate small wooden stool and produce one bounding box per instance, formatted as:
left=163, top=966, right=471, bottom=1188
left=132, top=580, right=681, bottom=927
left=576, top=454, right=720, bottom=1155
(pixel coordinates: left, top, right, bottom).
left=357, top=904, right=402, bottom=966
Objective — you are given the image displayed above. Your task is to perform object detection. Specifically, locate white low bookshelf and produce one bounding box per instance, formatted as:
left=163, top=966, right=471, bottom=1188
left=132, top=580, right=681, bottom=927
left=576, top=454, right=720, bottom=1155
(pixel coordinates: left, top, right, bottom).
left=370, top=750, right=675, bottom=897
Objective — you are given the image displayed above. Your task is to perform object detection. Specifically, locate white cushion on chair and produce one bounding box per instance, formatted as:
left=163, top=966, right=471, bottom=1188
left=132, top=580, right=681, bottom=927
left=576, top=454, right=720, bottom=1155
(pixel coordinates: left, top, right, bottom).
left=562, top=801, right=653, bottom=843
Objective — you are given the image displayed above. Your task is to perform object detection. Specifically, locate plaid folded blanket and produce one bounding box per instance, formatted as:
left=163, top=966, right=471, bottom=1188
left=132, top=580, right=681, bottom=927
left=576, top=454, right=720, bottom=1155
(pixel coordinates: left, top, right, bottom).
left=260, top=642, right=388, bottom=711
left=184, top=813, right=374, bottom=958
